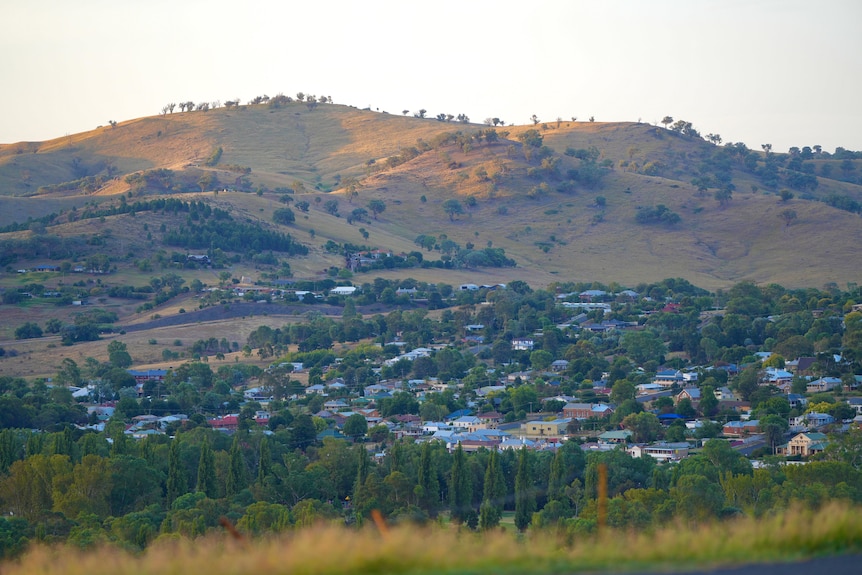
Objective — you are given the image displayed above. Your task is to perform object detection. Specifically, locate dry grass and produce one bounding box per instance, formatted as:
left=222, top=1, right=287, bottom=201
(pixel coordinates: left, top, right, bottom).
left=4, top=503, right=861, bottom=575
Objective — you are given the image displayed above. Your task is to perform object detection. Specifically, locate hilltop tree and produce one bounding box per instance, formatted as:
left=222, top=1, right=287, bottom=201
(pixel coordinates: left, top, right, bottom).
left=443, top=199, right=465, bottom=221
left=661, top=116, right=673, bottom=129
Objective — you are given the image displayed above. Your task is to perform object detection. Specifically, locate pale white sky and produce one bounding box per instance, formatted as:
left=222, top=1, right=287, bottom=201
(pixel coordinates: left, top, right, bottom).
left=1, top=0, right=860, bottom=153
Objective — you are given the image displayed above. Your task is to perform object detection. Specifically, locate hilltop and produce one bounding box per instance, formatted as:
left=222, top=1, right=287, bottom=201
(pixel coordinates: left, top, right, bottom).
left=1, top=99, right=861, bottom=294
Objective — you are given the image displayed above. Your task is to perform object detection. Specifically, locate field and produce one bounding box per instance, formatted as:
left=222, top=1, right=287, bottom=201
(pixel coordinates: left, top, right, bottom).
left=3, top=502, right=861, bottom=575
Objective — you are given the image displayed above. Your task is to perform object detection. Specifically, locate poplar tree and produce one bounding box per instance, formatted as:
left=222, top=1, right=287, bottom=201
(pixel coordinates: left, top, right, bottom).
left=416, top=441, right=439, bottom=515
left=449, top=443, right=472, bottom=524
left=479, top=449, right=505, bottom=530
left=257, top=436, right=272, bottom=486
left=515, top=447, right=535, bottom=531
left=196, top=437, right=217, bottom=498
left=0, top=429, right=22, bottom=473
left=226, top=434, right=247, bottom=496
left=166, top=439, right=187, bottom=505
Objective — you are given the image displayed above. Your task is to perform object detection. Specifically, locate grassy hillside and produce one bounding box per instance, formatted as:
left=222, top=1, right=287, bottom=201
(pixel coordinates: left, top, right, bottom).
left=2, top=102, right=862, bottom=293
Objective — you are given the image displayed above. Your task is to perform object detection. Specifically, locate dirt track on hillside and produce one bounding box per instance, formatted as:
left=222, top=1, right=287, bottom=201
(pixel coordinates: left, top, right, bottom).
left=119, top=300, right=418, bottom=332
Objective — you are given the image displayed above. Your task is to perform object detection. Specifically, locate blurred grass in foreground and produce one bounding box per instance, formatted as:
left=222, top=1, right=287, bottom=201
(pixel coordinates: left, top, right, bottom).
left=5, top=502, right=862, bottom=575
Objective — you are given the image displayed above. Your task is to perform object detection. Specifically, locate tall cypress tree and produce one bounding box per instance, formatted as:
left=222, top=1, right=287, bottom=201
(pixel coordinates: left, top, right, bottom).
left=514, top=447, right=535, bottom=532
left=449, top=443, right=472, bottom=524
left=196, top=437, right=217, bottom=498
left=226, top=434, right=247, bottom=496
left=479, top=449, right=505, bottom=530
left=0, top=429, right=22, bottom=474
left=548, top=449, right=566, bottom=503
left=257, top=436, right=272, bottom=487
left=166, top=439, right=187, bottom=506
left=417, top=441, right=439, bottom=515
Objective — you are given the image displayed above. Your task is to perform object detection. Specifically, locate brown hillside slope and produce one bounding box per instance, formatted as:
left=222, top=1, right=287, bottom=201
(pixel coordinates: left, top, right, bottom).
left=1, top=105, right=861, bottom=290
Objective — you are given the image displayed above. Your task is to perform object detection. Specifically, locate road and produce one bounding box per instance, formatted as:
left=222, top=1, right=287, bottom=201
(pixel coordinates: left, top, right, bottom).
left=617, top=554, right=862, bottom=575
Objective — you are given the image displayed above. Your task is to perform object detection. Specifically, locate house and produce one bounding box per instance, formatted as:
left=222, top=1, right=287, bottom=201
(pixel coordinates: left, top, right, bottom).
left=847, top=397, right=862, bottom=415
left=445, top=408, right=473, bottom=421
left=763, top=367, right=794, bottom=387
left=521, top=419, right=570, bottom=438
left=323, top=399, right=349, bottom=411
left=806, top=377, right=842, bottom=393
left=187, top=254, right=210, bottom=265
left=499, top=437, right=537, bottom=450
left=512, top=338, right=535, bottom=351
left=459, top=283, right=479, bottom=291
left=722, top=420, right=760, bottom=436
left=422, top=421, right=453, bottom=433
left=244, top=386, right=273, bottom=401
left=787, top=357, right=817, bottom=375
left=550, top=359, right=570, bottom=372
left=653, top=370, right=684, bottom=387
left=127, top=369, right=168, bottom=385
left=330, top=286, right=358, bottom=296
left=598, top=430, right=632, bottom=444
left=208, top=414, right=240, bottom=431
left=451, top=415, right=483, bottom=432
left=506, top=370, right=534, bottom=383
left=777, top=432, right=829, bottom=457
left=627, top=442, right=690, bottom=462
left=676, top=387, right=701, bottom=405
left=579, top=289, right=607, bottom=302
left=785, top=393, right=808, bottom=410
left=476, top=411, right=503, bottom=428
left=563, top=403, right=614, bottom=420
left=805, top=412, right=835, bottom=428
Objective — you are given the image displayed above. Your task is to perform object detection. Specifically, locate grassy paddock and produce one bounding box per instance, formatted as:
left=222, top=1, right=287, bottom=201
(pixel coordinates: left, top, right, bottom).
left=5, top=503, right=862, bottom=575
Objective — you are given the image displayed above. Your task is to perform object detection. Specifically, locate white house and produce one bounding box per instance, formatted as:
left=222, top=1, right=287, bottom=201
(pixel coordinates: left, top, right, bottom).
left=330, top=286, right=358, bottom=296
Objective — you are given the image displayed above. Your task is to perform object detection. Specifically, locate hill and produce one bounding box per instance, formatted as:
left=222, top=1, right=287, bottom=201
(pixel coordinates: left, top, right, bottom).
left=2, top=101, right=861, bottom=293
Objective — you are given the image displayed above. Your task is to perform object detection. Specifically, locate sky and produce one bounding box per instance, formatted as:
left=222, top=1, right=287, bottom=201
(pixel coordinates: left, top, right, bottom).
left=2, top=0, right=860, bottom=153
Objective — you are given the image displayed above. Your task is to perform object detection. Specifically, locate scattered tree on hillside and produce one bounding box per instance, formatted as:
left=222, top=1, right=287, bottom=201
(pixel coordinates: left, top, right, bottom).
left=367, top=199, right=386, bottom=219
left=661, top=116, right=673, bottom=129
left=443, top=199, right=465, bottom=221
left=273, top=208, right=296, bottom=226
left=324, top=200, right=339, bottom=217
left=779, top=209, right=798, bottom=227
left=714, top=186, right=733, bottom=207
